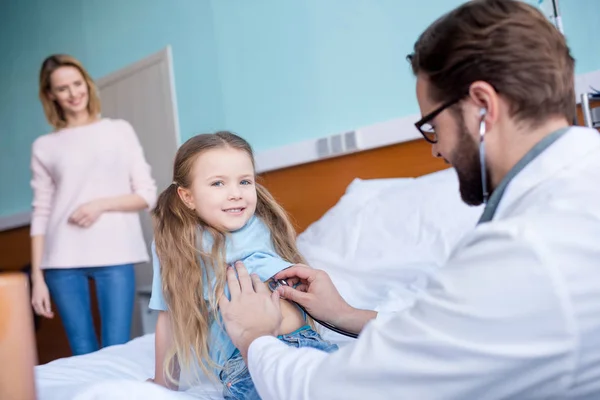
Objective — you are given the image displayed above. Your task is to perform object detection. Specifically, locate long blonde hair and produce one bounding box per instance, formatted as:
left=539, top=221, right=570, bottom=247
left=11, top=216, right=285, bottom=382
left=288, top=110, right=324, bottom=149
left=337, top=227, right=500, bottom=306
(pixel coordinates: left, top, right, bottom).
left=152, top=131, right=306, bottom=384
left=38, top=54, right=101, bottom=130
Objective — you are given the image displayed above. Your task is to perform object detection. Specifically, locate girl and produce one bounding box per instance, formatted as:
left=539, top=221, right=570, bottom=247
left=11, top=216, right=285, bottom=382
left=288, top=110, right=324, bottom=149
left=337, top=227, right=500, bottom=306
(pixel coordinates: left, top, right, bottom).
left=30, top=54, right=157, bottom=355
left=148, top=131, right=338, bottom=399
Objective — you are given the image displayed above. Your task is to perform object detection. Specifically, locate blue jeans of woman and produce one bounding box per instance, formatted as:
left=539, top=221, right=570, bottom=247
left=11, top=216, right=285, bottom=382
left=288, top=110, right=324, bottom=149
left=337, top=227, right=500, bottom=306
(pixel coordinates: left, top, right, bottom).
left=44, top=264, right=135, bottom=356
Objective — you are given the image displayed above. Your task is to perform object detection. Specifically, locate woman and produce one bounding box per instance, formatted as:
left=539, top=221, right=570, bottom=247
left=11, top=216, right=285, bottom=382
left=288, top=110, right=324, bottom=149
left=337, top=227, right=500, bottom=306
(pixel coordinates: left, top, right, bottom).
left=30, top=54, right=157, bottom=356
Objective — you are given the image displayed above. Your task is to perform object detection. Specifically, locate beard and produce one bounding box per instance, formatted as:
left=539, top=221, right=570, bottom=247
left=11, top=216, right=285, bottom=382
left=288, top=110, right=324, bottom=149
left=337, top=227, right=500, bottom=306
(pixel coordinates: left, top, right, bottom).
left=450, top=113, right=489, bottom=207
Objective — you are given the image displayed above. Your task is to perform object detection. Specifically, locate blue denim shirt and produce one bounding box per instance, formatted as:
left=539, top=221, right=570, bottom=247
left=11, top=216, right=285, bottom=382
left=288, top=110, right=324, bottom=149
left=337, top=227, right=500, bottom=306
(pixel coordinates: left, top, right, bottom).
left=148, top=215, right=293, bottom=374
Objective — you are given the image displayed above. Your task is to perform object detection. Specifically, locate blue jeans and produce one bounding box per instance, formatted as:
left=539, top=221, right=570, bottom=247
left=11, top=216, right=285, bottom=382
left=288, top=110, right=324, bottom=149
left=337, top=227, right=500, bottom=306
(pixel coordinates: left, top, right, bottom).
left=220, top=326, right=339, bottom=400
left=44, top=264, right=135, bottom=356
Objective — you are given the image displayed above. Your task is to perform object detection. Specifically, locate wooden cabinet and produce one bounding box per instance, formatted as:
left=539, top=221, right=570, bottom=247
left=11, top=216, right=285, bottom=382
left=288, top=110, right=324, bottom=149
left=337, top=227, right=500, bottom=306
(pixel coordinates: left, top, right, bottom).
left=0, top=226, right=101, bottom=364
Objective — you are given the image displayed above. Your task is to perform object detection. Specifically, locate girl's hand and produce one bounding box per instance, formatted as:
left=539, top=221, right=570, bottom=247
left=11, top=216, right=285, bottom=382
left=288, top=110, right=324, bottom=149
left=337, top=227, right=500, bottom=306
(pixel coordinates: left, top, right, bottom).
left=68, top=200, right=106, bottom=228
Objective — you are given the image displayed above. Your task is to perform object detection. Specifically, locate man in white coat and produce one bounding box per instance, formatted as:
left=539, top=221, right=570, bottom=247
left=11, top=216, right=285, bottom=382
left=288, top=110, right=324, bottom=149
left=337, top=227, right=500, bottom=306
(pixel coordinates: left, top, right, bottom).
left=219, top=0, right=600, bottom=398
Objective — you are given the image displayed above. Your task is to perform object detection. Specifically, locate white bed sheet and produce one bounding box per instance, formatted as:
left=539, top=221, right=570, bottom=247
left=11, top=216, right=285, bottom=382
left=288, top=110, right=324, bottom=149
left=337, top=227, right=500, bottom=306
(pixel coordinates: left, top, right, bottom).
left=299, top=168, right=483, bottom=346
left=34, top=168, right=483, bottom=399
left=35, top=333, right=221, bottom=400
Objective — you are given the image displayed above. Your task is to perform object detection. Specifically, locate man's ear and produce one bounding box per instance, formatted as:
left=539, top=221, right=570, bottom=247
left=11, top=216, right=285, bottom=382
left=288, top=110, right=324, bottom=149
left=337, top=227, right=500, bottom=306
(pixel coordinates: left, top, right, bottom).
left=468, top=80, right=498, bottom=125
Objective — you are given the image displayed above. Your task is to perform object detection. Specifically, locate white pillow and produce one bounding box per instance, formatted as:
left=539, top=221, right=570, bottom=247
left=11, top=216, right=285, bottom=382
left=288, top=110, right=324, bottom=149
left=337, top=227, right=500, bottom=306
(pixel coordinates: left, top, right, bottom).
left=351, top=168, right=483, bottom=264
left=344, top=177, right=415, bottom=195
left=297, top=168, right=483, bottom=345
left=298, top=168, right=481, bottom=264
left=297, top=176, right=414, bottom=260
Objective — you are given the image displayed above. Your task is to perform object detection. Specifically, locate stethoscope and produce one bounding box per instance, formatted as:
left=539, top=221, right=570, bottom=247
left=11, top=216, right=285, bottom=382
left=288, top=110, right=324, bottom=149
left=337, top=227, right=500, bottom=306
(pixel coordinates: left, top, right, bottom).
left=269, top=279, right=359, bottom=339
left=479, top=108, right=489, bottom=204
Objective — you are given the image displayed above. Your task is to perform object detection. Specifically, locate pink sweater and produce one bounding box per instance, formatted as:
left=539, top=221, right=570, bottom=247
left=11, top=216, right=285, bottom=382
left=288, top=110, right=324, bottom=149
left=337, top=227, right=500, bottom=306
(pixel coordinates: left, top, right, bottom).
left=30, top=118, right=157, bottom=269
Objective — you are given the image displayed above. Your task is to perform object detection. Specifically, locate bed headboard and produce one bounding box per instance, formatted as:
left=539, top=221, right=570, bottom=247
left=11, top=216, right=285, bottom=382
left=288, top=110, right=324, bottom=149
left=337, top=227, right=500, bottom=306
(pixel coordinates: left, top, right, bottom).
left=259, top=138, right=449, bottom=233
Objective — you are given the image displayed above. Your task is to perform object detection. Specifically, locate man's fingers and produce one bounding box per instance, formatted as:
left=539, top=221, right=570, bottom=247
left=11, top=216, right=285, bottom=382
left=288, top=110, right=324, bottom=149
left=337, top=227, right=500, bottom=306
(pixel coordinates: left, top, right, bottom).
left=234, top=262, right=253, bottom=292
left=274, top=265, right=315, bottom=282
left=286, top=277, right=300, bottom=287
left=295, top=283, right=308, bottom=293
left=226, top=267, right=241, bottom=297
left=271, top=290, right=282, bottom=311
left=278, top=285, right=310, bottom=307
left=218, top=293, right=230, bottom=309
left=251, top=274, right=268, bottom=293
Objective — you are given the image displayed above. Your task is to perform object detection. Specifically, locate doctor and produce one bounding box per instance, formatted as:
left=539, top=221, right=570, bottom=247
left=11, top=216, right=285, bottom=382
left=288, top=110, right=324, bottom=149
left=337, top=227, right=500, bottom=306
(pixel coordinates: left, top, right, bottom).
left=219, top=0, right=600, bottom=398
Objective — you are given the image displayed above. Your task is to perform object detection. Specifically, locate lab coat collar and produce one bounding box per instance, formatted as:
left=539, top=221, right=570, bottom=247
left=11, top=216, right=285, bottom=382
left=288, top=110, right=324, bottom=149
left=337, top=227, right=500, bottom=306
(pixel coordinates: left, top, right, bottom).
left=478, top=127, right=568, bottom=224
left=490, top=126, right=600, bottom=222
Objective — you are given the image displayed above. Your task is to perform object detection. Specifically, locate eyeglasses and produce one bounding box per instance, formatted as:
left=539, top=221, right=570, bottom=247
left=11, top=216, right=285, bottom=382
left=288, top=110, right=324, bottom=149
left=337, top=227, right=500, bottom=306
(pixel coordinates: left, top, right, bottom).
left=414, top=96, right=465, bottom=144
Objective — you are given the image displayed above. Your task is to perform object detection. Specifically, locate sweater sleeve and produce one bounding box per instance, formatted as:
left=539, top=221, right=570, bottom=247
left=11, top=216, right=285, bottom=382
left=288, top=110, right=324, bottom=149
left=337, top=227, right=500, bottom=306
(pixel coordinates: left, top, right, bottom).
left=120, top=120, right=157, bottom=210
left=30, top=140, right=55, bottom=236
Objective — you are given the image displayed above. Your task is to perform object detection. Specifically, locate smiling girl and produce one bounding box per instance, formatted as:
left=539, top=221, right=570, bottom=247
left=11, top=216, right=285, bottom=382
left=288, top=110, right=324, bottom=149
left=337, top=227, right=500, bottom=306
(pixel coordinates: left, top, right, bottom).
left=147, top=132, right=338, bottom=399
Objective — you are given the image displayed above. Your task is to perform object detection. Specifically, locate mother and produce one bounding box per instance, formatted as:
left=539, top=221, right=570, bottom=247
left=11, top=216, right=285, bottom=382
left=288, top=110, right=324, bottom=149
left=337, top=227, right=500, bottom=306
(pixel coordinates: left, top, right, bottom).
left=30, top=54, right=157, bottom=356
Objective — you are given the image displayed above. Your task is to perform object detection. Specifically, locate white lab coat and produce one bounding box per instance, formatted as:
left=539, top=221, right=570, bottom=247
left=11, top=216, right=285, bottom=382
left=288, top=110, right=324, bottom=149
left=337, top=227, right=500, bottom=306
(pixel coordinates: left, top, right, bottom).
left=247, top=126, right=600, bottom=400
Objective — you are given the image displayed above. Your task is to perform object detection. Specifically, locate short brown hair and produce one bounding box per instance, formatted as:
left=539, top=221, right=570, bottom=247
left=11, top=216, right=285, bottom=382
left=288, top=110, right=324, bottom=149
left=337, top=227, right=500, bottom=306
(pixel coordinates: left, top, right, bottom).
left=38, top=54, right=102, bottom=130
left=408, top=0, right=575, bottom=124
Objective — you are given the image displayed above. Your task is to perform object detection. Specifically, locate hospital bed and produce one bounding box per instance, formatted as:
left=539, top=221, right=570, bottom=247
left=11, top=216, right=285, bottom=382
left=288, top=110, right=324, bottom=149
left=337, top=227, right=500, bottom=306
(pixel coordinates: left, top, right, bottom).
left=30, top=138, right=483, bottom=399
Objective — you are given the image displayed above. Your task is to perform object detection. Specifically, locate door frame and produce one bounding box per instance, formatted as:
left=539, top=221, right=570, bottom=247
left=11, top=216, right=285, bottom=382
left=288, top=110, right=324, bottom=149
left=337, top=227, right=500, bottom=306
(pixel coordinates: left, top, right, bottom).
left=97, top=45, right=181, bottom=147
left=96, top=45, right=182, bottom=338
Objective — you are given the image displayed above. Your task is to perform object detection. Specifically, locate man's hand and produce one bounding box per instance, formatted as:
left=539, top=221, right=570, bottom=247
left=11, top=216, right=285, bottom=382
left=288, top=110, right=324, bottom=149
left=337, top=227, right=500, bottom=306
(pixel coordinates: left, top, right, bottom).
left=275, top=264, right=375, bottom=335
left=68, top=200, right=106, bottom=228
left=274, top=264, right=351, bottom=325
left=219, top=262, right=282, bottom=360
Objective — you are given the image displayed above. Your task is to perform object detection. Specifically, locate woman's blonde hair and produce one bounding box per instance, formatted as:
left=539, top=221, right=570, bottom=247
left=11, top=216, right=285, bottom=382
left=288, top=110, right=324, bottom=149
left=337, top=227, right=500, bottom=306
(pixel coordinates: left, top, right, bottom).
left=152, top=131, right=307, bottom=384
left=38, top=54, right=101, bottom=130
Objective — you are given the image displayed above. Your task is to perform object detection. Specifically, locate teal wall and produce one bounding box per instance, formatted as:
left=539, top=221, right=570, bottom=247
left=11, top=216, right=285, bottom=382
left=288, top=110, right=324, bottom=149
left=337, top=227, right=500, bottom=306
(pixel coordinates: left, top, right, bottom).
left=560, top=0, right=600, bottom=75
left=0, top=0, right=223, bottom=217
left=210, top=1, right=464, bottom=151
left=522, top=0, right=600, bottom=75
left=0, top=0, right=599, bottom=218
